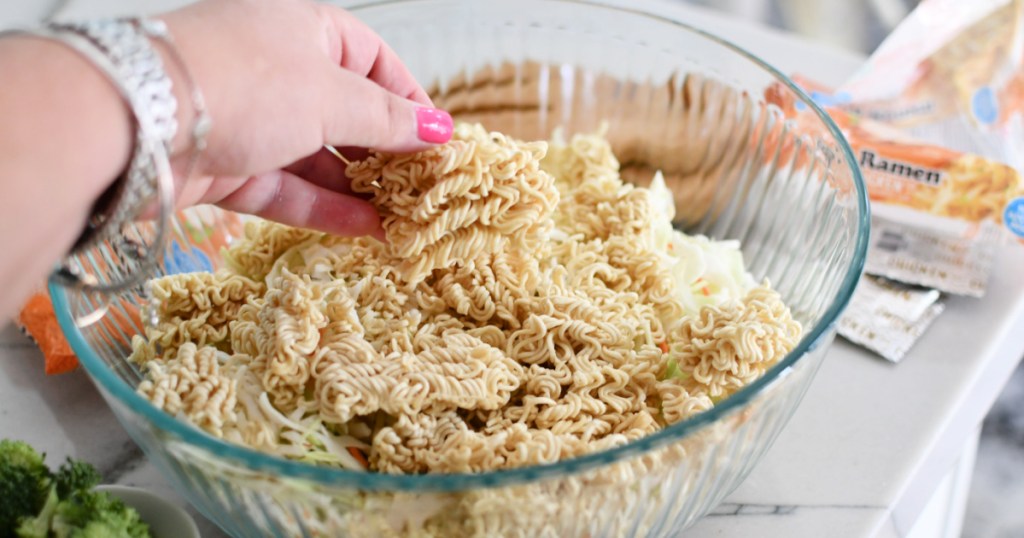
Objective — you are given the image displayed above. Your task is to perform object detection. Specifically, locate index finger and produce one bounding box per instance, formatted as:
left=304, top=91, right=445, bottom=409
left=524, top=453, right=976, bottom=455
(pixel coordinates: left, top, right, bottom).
left=318, top=6, right=433, bottom=105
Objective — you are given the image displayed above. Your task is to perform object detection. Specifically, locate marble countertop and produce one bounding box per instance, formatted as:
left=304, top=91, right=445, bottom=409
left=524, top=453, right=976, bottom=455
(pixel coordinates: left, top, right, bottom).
left=3, top=1, right=1024, bottom=537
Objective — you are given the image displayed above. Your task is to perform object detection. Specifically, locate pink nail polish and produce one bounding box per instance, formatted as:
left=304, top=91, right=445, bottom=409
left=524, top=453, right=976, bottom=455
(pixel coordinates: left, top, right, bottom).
left=416, top=107, right=453, bottom=144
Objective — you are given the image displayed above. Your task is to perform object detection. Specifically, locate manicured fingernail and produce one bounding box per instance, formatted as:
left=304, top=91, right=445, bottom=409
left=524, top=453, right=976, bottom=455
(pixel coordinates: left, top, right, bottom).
left=416, top=107, right=453, bottom=144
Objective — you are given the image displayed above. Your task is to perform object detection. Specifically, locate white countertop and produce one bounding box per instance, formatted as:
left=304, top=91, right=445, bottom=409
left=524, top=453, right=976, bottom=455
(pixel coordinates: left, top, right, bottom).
left=3, top=1, right=1023, bottom=537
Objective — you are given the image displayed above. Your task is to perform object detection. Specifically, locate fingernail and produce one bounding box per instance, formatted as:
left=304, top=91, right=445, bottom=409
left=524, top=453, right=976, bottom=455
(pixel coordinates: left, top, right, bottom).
left=371, top=226, right=388, bottom=243
left=416, top=107, right=453, bottom=144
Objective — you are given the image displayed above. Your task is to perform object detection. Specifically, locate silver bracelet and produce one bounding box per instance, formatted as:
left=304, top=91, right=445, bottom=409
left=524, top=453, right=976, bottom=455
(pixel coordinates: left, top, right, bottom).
left=2, top=22, right=178, bottom=296
left=138, top=18, right=212, bottom=178
left=54, top=19, right=178, bottom=147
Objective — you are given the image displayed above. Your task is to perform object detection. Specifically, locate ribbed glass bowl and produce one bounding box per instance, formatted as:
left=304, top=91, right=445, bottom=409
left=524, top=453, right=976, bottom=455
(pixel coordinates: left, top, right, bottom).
left=51, top=1, right=868, bottom=537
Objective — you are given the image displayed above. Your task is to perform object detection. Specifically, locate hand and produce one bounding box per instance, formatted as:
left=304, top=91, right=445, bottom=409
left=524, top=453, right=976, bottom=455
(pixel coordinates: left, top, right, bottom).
left=158, top=0, right=452, bottom=238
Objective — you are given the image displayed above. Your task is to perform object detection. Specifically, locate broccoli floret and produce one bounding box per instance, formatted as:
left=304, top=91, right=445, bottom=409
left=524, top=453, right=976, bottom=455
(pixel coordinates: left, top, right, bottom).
left=1, top=442, right=149, bottom=538
left=15, top=486, right=59, bottom=538
left=53, top=459, right=101, bottom=499
left=0, top=440, right=52, bottom=537
left=50, top=490, right=149, bottom=538
left=0, top=441, right=46, bottom=472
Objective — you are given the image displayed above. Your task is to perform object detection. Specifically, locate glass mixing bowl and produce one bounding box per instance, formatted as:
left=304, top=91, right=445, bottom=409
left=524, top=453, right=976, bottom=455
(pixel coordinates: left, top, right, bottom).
left=51, top=1, right=869, bottom=536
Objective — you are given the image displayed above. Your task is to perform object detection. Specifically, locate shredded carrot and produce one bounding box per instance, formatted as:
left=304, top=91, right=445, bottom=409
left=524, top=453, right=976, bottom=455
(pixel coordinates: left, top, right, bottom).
left=658, top=341, right=669, bottom=354
left=347, top=447, right=370, bottom=469
left=702, top=286, right=711, bottom=296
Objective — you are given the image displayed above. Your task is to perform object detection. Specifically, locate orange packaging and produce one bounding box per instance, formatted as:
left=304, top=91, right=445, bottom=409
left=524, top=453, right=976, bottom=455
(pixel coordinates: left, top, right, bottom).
left=829, top=108, right=1022, bottom=228
left=769, top=76, right=1024, bottom=227
left=839, top=0, right=1024, bottom=170
left=16, top=290, right=79, bottom=375
left=768, top=76, right=1019, bottom=296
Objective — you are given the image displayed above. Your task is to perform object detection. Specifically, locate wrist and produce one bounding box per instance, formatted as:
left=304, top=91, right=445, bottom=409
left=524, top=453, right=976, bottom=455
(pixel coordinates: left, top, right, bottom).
left=0, top=35, right=134, bottom=198
left=20, top=19, right=182, bottom=292
left=0, top=34, right=137, bottom=310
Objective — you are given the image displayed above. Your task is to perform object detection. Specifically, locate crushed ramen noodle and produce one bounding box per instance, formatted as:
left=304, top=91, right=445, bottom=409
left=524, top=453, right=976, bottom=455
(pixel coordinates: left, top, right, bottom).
left=132, top=123, right=801, bottom=476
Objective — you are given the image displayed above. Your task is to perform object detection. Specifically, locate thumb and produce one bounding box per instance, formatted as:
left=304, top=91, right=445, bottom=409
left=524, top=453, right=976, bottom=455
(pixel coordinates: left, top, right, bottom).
left=323, top=69, right=453, bottom=153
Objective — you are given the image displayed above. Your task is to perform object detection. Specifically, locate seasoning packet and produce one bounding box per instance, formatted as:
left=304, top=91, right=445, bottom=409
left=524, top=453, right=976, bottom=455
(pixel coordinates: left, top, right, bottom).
left=865, top=212, right=1001, bottom=297
left=837, top=275, right=945, bottom=363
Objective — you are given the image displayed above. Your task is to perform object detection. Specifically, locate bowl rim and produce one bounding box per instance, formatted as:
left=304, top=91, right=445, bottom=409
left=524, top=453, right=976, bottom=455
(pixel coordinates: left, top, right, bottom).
left=94, top=485, right=201, bottom=538
left=52, top=0, right=869, bottom=493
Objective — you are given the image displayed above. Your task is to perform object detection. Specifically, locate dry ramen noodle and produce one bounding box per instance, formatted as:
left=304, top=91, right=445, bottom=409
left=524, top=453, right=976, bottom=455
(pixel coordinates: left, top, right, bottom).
left=130, top=123, right=801, bottom=475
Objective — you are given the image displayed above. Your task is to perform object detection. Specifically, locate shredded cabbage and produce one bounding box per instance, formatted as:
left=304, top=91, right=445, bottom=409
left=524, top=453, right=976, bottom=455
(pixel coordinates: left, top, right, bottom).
left=645, top=172, right=756, bottom=316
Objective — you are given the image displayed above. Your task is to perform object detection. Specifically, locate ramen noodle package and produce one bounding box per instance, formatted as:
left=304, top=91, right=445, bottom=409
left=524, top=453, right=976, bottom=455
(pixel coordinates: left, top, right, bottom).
left=836, top=0, right=1024, bottom=297
left=762, top=94, right=1010, bottom=357
left=839, top=0, right=1024, bottom=170
left=765, top=0, right=1024, bottom=358
left=836, top=275, right=945, bottom=362
left=769, top=0, right=1024, bottom=298
left=769, top=84, right=1020, bottom=296
left=832, top=107, right=1016, bottom=296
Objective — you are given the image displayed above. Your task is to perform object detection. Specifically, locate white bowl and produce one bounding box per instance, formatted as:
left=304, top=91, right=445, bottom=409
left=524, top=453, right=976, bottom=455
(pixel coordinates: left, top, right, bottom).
left=95, top=485, right=200, bottom=538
